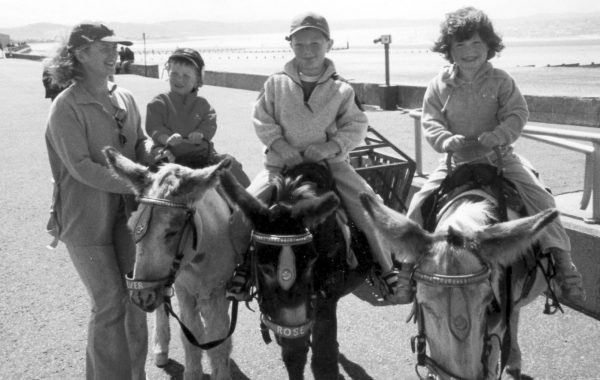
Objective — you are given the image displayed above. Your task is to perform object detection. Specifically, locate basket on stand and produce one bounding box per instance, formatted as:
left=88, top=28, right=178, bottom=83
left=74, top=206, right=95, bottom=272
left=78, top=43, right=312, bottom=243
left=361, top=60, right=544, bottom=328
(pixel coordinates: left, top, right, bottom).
left=350, top=126, right=416, bottom=213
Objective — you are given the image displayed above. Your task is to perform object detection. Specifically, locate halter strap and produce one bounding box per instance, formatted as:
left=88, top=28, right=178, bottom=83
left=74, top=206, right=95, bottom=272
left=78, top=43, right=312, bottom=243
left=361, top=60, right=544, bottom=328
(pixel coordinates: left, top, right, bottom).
left=260, top=313, right=314, bottom=339
left=252, top=230, right=313, bottom=245
left=413, top=266, right=491, bottom=287
left=139, top=196, right=189, bottom=209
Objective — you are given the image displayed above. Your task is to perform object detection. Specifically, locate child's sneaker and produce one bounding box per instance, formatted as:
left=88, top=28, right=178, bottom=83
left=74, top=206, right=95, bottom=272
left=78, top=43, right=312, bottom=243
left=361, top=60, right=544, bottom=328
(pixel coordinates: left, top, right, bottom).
left=381, top=266, right=414, bottom=304
left=226, top=264, right=252, bottom=302
left=550, top=248, right=586, bottom=302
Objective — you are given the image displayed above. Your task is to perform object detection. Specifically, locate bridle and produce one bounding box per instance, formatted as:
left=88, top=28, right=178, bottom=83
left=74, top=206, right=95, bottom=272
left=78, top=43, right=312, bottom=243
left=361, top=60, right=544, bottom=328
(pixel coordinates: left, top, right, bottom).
left=410, top=234, right=501, bottom=380
left=251, top=229, right=316, bottom=344
left=125, top=195, right=238, bottom=350
left=125, top=196, right=196, bottom=295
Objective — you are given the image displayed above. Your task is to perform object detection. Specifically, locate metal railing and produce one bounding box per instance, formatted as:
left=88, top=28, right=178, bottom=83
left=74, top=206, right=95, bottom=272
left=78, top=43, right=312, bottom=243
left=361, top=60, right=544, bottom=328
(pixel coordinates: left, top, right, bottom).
left=409, top=109, right=600, bottom=223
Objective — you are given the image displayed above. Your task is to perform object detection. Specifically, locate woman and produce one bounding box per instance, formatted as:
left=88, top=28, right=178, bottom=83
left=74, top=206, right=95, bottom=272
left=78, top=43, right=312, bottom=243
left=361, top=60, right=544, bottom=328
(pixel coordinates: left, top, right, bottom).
left=45, top=22, right=151, bottom=379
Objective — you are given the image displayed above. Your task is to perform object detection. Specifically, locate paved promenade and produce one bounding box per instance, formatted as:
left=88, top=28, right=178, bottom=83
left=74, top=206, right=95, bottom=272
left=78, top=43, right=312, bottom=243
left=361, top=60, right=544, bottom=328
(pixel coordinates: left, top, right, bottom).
left=1, top=58, right=599, bottom=379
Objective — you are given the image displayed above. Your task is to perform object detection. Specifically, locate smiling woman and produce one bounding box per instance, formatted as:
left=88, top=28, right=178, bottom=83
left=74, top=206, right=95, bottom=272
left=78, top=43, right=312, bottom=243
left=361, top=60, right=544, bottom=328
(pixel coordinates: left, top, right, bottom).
left=43, top=22, right=158, bottom=380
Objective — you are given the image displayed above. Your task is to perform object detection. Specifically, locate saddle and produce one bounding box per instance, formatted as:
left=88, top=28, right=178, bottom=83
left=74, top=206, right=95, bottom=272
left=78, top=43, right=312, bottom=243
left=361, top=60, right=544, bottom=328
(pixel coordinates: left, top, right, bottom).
left=421, top=162, right=559, bottom=312
left=421, top=163, right=524, bottom=232
left=282, top=163, right=374, bottom=283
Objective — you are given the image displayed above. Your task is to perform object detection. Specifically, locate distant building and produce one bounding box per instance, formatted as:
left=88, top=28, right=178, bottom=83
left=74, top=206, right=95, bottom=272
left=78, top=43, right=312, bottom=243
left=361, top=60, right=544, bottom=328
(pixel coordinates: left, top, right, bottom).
left=0, top=33, right=9, bottom=49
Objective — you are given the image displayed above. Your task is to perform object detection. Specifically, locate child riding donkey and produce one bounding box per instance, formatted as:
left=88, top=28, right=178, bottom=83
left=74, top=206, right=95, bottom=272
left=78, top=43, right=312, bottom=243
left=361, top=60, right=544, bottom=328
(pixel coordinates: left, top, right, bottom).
left=226, top=12, right=409, bottom=303
left=146, top=47, right=250, bottom=186
left=407, top=6, right=585, bottom=301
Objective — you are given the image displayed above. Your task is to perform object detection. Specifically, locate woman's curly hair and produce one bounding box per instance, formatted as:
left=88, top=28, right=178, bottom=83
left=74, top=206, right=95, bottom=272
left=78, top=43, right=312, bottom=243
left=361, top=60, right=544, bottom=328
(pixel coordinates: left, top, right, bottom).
left=432, top=7, right=504, bottom=63
left=43, top=40, right=87, bottom=88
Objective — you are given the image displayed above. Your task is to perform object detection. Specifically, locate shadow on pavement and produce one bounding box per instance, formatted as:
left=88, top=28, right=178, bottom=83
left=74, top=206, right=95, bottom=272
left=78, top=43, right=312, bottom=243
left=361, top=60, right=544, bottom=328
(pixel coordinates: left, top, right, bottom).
left=159, top=359, right=250, bottom=380
left=339, top=353, right=375, bottom=380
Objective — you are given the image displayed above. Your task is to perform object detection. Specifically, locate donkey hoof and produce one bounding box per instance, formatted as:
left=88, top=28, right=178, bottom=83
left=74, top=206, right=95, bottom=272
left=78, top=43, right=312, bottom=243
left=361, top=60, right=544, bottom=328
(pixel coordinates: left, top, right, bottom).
left=155, top=352, right=169, bottom=368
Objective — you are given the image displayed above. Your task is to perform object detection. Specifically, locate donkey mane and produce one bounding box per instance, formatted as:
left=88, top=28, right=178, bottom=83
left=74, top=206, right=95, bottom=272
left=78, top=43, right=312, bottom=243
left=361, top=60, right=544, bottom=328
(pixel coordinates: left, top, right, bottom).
left=272, top=175, right=318, bottom=204
left=438, top=199, right=497, bottom=235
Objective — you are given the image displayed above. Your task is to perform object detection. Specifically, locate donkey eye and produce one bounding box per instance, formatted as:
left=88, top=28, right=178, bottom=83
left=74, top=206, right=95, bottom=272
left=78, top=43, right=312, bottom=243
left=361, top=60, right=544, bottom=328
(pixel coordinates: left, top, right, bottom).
left=164, top=230, right=178, bottom=239
left=258, top=264, right=276, bottom=278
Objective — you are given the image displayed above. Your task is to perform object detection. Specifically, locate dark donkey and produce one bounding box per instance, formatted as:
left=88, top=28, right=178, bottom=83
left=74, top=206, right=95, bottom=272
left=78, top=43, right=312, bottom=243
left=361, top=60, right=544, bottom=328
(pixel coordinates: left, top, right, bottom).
left=219, top=163, right=373, bottom=380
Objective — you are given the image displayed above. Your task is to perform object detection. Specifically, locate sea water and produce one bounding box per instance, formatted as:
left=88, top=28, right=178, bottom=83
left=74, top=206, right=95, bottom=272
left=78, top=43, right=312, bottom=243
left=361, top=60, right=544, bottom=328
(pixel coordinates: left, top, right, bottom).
left=28, top=30, right=600, bottom=86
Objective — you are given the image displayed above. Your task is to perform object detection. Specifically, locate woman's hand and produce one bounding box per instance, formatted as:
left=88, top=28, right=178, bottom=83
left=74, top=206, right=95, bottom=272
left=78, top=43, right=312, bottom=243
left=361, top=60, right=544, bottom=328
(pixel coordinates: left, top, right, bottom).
left=166, top=133, right=183, bottom=146
left=442, top=135, right=467, bottom=152
left=478, top=132, right=502, bottom=148
left=188, top=132, right=204, bottom=144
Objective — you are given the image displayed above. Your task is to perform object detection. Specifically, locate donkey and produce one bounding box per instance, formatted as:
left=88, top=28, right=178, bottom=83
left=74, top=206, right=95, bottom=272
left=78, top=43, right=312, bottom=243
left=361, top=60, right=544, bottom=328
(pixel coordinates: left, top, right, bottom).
left=104, top=147, right=236, bottom=380
left=361, top=191, right=559, bottom=380
left=219, top=163, right=372, bottom=380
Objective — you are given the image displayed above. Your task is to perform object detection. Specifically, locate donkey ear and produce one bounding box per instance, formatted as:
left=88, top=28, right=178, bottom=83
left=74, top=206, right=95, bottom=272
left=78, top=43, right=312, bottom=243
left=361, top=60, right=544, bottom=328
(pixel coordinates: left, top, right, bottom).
left=292, top=191, right=340, bottom=228
left=359, top=193, right=432, bottom=259
left=174, top=158, right=233, bottom=197
left=478, top=208, right=559, bottom=266
left=219, top=169, right=270, bottom=223
left=103, top=146, right=151, bottom=195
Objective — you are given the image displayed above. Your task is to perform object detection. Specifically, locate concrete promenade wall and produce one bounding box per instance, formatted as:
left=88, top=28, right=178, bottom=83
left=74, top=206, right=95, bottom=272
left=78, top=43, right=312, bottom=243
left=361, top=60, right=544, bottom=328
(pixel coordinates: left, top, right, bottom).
left=204, top=70, right=600, bottom=127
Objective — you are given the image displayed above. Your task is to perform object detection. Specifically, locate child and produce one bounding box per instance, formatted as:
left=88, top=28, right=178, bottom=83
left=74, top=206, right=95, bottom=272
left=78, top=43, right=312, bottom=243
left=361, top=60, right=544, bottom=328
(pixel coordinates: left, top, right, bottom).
left=226, top=12, right=407, bottom=303
left=407, top=7, right=585, bottom=301
left=146, top=48, right=250, bottom=186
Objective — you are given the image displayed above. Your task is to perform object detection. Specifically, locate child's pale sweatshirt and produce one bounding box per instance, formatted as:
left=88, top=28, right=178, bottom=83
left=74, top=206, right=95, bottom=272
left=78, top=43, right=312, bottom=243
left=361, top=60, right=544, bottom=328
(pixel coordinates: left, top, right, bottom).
left=422, top=62, right=529, bottom=163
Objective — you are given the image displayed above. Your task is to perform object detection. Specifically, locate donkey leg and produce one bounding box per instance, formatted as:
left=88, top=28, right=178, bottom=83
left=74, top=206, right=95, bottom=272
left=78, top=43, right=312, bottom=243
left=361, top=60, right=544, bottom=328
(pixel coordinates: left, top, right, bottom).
left=153, top=306, right=171, bottom=367
left=280, top=336, right=310, bottom=380
left=310, top=297, right=340, bottom=380
left=505, top=309, right=523, bottom=380
left=176, top=287, right=205, bottom=380
left=198, top=292, right=232, bottom=380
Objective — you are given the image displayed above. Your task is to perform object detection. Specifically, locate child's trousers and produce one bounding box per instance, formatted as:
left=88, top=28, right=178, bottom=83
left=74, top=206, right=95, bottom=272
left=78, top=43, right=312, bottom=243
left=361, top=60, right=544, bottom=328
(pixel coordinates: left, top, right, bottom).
left=407, top=148, right=570, bottom=253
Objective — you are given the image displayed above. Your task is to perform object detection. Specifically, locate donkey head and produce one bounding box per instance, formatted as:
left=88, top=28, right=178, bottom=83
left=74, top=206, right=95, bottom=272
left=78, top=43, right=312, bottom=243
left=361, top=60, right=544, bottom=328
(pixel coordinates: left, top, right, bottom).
left=220, top=168, right=340, bottom=339
left=103, top=147, right=231, bottom=311
left=360, top=193, right=558, bottom=379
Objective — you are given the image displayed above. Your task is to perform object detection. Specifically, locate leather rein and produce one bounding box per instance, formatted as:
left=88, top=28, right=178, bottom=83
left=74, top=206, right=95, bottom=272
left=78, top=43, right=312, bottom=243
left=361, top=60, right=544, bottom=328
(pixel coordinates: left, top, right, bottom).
left=125, top=196, right=238, bottom=350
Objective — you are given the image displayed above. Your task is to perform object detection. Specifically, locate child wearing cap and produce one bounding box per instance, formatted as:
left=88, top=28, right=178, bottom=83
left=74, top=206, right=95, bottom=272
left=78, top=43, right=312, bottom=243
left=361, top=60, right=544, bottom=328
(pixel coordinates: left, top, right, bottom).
left=226, top=12, right=407, bottom=303
left=145, top=47, right=250, bottom=186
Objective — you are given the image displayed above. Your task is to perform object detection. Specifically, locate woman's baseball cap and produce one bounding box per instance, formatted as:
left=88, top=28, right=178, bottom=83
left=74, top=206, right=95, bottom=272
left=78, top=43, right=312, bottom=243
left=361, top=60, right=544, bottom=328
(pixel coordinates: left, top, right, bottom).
left=68, top=23, right=132, bottom=50
left=168, top=48, right=205, bottom=71
left=286, top=12, right=330, bottom=41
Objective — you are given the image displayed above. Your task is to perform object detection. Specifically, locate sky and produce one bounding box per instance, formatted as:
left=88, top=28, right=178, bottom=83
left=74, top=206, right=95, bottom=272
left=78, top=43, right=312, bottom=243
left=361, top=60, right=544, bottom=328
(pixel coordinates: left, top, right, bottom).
left=1, top=0, right=600, bottom=28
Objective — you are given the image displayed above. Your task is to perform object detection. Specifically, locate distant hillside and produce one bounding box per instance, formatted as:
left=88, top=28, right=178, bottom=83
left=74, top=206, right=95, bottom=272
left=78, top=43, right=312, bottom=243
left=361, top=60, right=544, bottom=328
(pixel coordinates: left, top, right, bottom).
left=2, top=12, right=600, bottom=43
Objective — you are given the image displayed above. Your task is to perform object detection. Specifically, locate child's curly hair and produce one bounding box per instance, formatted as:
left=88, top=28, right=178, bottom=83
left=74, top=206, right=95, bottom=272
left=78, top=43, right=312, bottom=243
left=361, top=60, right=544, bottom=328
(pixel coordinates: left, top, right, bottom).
left=432, top=7, right=504, bottom=63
